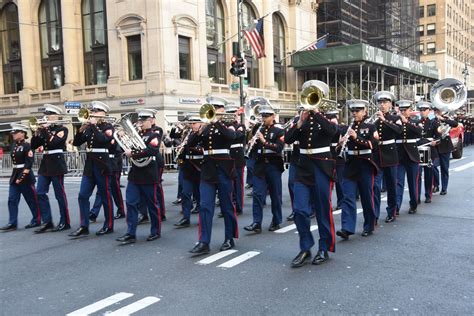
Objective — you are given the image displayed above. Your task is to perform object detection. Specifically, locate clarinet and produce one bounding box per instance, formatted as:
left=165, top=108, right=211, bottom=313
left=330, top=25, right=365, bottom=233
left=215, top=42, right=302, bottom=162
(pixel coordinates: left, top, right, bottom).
left=244, top=126, right=265, bottom=159
left=337, top=119, right=355, bottom=159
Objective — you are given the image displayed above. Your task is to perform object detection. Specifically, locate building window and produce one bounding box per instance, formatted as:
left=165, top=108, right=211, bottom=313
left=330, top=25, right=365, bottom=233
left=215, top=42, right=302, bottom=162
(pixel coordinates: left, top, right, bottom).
left=417, top=25, right=424, bottom=37
left=426, top=42, right=436, bottom=54
left=127, top=35, right=142, bottom=80
left=427, top=4, right=436, bottom=16
left=418, top=6, right=424, bottom=18
left=206, top=0, right=226, bottom=84
left=447, top=43, right=451, bottom=55
left=82, top=0, right=108, bottom=85
left=178, top=36, right=191, bottom=80
left=242, top=1, right=259, bottom=88
left=1, top=3, right=22, bottom=94
left=418, top=44, right=424, bottom=55
left=39, top=0, right=64, bottom=90
left=427, top=24, right=436, bottom=36
left=273, top=14, right=286, bottom=91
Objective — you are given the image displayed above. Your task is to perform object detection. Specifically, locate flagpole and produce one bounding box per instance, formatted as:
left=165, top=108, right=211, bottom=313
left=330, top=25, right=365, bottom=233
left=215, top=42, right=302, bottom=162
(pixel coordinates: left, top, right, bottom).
left=237, top=0, right=245, bottom=114
left=279, top=33, right=329, bottom=63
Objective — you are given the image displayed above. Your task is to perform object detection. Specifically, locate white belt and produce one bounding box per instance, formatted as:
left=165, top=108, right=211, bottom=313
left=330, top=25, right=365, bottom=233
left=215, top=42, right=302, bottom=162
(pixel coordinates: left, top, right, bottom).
left=109, top=154, right=115, bottom=158
left=257, top=149, right=277, bottom=154
left=299, top=147, right=330, bottom=154
left=379, top=139, right=395, bottom=145
left=43, top=149, right=63, bottom=155
left=230, top=143, right=243, bottom=148
left=13, top=164, right=25, bottom=168
left=185, top=155, right=204, bottom=160
left=331, top=143, right=338, bottom=147
left=347, top=149, right=372, bottom=155
left=396, top=139, right=417, bottom=144
left=203, top=149, right=229, bottom=155
left=86, top=148, right=109, bottom=153
left=426, top=138, right=433, bottom=141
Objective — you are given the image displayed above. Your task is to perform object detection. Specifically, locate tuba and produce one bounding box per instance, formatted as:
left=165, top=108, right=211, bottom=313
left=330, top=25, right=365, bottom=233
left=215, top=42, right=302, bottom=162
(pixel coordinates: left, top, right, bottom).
left=300, top=80, right=338, bottom=113
left=430, top=78, right=467, bottom=138
left=244, top=97, right=271, bottom=125
left=113, top=115, right=153, bottom=167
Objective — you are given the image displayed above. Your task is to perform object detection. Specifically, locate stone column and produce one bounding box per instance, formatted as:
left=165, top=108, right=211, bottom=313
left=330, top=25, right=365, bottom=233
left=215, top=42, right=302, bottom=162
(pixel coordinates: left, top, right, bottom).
left=61, top=0, right=82, bottom=86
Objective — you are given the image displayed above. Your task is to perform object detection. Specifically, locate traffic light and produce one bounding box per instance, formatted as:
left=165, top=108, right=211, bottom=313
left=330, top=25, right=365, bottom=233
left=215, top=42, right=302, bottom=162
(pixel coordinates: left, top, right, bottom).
left=230, top=55, right=247, bottom=77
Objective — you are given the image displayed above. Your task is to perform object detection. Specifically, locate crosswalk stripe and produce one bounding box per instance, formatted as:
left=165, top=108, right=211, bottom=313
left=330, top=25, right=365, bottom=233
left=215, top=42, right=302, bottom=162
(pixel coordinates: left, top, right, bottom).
left=451, top=161, right=474, bottom=172
left=66, top=292, right=134, bottom=316
left=195, top=250, right=238, bottom=265
left=217, top=251, right=260, bottom=268
left=451, top=157, right=466, bottom=163
left=106, top=297, right=160, bottom=316
left=274, top=224, right=296, bottom=233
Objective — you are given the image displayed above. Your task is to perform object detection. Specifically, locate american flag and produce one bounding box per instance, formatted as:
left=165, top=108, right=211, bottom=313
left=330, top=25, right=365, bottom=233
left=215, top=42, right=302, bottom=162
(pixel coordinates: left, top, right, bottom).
left=305, top=34, right=328, bottom=51
left=243, top=18, right=266, bottom=58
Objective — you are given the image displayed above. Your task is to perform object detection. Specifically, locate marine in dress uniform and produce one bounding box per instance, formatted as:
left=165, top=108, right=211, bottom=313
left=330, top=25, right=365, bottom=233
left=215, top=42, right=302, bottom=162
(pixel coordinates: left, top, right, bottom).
left=151, top=115, right=167, bottom=221
left=69, top=101, right=115, bottom=237
left=336, top=100, right=379, bottom=239
left=0, top=124, right=41, bottom=232
left=394, top=100, right=422, bottom=214
left=116, top=109, right=163, bottom=244
left=174, top=114, right=203, bottom=228
left=188, top=97, right=238, bottom=254
left=243, top=105, right=285, bottom=233
left=30, top=104, right=71, bottom=233
left=416, top=101, right=439, bottom=203
left=372, top=91, right=402, bottom=223
left=326, top=110, right=345, bottom=211
left=285, top=101, right=338, bottom=268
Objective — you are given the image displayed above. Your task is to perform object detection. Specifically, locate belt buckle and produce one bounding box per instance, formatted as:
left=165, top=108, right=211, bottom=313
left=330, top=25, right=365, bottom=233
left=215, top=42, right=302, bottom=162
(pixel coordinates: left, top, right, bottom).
left=354, top=150, right=359, bottom=155
left=208, top=150, right=213, bottom=155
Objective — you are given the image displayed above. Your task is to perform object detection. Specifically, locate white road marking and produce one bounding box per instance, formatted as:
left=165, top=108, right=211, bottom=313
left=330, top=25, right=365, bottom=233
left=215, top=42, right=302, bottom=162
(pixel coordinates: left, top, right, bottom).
left=310, top=225, right=319, bottom=232
left=195, top=250, right=238, bottom=265
left=451, top=157, right=467, bottom=163
left=106, top=297, right=160, bottom=316
left=217, top=251, right=260, bottom=268
left=274, top=224, right=296, bottom=233
left=451, top=161, right=474, bottom=172
left=66, top=292, right=133, bottom=316
left=295, top=209, right=363, bottom=234
left=332, top=210, right=342, bottom=215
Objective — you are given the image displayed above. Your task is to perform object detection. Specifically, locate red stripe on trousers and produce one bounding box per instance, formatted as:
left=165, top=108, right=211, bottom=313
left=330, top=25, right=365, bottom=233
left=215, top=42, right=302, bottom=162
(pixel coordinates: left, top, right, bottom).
left=328, top=180, right=336, bottom=252
left=59, top=175, right=70, bottom=224
left=31, top=185, right=41, bottom=224
left=105, top=176, right=113, bottom=228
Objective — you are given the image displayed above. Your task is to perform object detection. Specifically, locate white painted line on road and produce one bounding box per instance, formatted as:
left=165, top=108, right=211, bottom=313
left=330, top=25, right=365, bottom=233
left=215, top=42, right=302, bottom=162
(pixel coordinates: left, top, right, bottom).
left=217, top=251, right=260, bottom=268
left=195, top=250, right=238, bottom=265
left=274, top=224, right=296, bottom=233
left=310, top=225, right=319, bottom=232
left=295, top=209, right=363, bottom=234
left=66, top=292, right=134, bottom=316
left=451, top=157, right=467, bottom=163
left=106, top=296, right=160, bottom=316
left=451, top=161, right=474, bottom=172
left=333, top=210, right=342, bottom=215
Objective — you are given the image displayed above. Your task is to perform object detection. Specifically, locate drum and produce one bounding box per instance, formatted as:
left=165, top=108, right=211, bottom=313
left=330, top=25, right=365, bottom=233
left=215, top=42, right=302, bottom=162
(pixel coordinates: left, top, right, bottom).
left=419, top=146, right=432, bottom=166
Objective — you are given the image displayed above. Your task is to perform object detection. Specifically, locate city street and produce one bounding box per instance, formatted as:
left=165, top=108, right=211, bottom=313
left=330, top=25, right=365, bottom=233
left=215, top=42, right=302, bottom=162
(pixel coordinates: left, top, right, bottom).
left=0, top=148, right=473, bottom=315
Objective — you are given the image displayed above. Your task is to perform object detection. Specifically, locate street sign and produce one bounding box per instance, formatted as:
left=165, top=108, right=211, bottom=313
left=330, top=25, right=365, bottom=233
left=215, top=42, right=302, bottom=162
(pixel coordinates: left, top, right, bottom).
left=64, top=102, right=81, bottom=109
left=230, top=83, right=240, bottom=90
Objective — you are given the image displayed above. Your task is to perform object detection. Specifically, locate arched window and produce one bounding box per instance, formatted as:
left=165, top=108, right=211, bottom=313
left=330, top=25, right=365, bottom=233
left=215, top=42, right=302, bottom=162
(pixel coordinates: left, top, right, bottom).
left=206, top=0, right=226, bottom=84
left=273, top=14, right=286, bottom=90
left=1, top=3, right=22, bottom=93
left=82, top=0, right=108, bottom=85
left=242, top=1, right=259, bottom=88
left=39, top=0, right=64, bottom=90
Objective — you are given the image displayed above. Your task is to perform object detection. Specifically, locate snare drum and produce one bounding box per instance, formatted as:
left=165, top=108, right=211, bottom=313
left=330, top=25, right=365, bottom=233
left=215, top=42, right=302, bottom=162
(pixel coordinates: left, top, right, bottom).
left=419, top=146, right=432, bottom=166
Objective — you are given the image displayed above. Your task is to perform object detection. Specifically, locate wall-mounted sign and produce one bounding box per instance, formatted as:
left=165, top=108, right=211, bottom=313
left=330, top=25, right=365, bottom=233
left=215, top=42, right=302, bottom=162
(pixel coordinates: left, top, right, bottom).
left=179, top=98, right=203, bottom=104
left=0, top=109, right=18, bottom=116
left=31, top=107, right=46, bottom=114
left=64, top=102, right=82, bottom=114
left=120, top=98, right=145, bottom=106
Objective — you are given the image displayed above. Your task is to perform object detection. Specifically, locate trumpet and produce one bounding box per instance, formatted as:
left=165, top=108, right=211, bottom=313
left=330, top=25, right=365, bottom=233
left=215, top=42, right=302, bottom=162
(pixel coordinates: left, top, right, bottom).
left=199, top=103, right=236, bottom=123
left=77, top=108, right=117, bottom=124
left=29, top=117, right=72, bottom=132
left=300, top=80, right=338, bottom=113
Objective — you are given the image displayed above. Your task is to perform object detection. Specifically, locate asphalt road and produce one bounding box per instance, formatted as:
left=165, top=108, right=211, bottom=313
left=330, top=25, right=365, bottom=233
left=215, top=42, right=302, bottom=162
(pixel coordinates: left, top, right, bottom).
left=1, top=148, right=473, bottom=315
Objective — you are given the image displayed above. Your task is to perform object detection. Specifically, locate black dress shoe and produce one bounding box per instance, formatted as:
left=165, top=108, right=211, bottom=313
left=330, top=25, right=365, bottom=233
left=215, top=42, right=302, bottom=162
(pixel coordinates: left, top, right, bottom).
left=0, top=224, right=17, bottom=232
left=286, top=212, right=295, bottom=221
left=243, top=223, right=262, bottom=234
left=433, top=186, right=439, bottom=193
left=34, top=222, right=54, bottom=234
left=96, top=227, right=114, bottom=236
left=217, top=212, right=224, bottom=218
left=190, top=206, right=200, bottom=214
left=174, top=218, right=190, bottom=228
left=146, top=234, right=160, bottom=241
left=52, top=223, right=71, bottom=232
left=440, top=190, right=447, bottom=195
left=336, top=229, right=352, bottom=240
left=172, top=198, right=182, bottom=205
left=361, top=230, right=373, bottom=237
left=137, top=214, right=149, bottom=225
left=312, top=250, right=329, bottom=265
left=89, top=213, right=97, bottom=223
left=25, top=223, right=40, bottom=229
left=408, top=207, right=417, bottom=214
left=395, top=209, right=400, bottom=216
left=116, top=233, right=136, bottom=244
left=189, top=242, right=210, bottom=255
left=114, top=212, right=125, bottom=219
left=268, top=223, right=280, bottom=232
left=385, top=216, right=396, bottom=223
left=68, top=226, right=89, bottom=238
left=425, top=198, right=432, bottom=203
left=291, top=251, right=311, bottom=268
left=219, top=239, right=235, bottom=251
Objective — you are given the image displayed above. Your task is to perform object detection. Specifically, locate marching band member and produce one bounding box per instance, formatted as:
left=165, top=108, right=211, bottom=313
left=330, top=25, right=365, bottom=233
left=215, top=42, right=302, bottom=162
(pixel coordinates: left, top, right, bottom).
left=69, top=101, right=115, bottom=238
left=326, top=110, right=345, bottom=211
left=434, top=110, right=459, bottom=195
left=116, top=109, right=162, bottom=244
left=285, top=100, right=338, bottom=268
left=174, top=115, right=203, bottom=228
left=151, top=113, right=167, bottom=221
left=336, top=100, right=378, bottom=239
left=31, top=104, right=71, bottom=233
left=0, top=123, right=41, bottom=232
left=395, top=100, right=422, bottom=214
left=243, top=105, right=284, bottom=233
left=372, top=91, right=402, bottom=223
left=286, top=110, right=301, bottom=221
left=188, top=97, right=238, bottom=254
left=416, top=101, right=439, bottom=203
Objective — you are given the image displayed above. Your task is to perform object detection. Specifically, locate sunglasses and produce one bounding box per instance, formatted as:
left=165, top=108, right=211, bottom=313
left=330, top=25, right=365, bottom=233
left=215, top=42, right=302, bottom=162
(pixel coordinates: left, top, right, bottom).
left=350, top=109, right=363, bottom=113
left=261, top=114, right=272, bottom=118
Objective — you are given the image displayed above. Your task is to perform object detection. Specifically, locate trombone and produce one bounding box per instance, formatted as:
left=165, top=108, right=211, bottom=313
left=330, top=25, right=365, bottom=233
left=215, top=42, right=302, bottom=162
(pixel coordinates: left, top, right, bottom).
left=29, top=117, right=72, bottom=132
